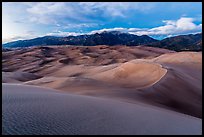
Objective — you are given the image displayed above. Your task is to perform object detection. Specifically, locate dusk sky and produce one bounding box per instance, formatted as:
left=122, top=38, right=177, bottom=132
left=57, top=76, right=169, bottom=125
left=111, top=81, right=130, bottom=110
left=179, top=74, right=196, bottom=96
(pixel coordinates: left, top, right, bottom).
left=2, top=2, right=202, bottom=43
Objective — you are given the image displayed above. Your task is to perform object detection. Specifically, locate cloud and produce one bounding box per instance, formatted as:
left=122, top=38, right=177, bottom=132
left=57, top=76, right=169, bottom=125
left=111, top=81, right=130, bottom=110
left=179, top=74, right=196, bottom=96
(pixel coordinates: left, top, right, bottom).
left=2, top=30, right=38, bottom=43
left=62, top=23, right=99, bottom=29
left=79, top=2, right=155, bottom=17
left=24, top=2, right=156, bottom=25
left=79, top=2, right=128, bottom=17
left=45, top=27, right=131, bottom=37
left=129, top=17, right=202, bottom=37
left=46, top=31, right=83, bottom=37
left=20, top=17, right=202, bottom=40
left=13, top=20, right=24, bottom=24
left=85, top=17, right=202, bottom=38
left=26, top=2, right=92, bottom=25
left=27, top=2, right=66, bottom=15
left=3, top=36, right=27, bottom=44
left=89, top=27, right=128, bottom=34
left=3, top=2, right=202, bottom=43
left=87, top=27, right=148, bottom=35
left=3, top=14, right=202, bottom=43
left=3, top=35, right=36, bottom=44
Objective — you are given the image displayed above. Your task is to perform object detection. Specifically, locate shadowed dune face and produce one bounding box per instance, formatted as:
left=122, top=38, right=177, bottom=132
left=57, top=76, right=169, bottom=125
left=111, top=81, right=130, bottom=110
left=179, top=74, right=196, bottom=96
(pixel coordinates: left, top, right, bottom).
left=2, top=71, right=42, bottom=83
left=2, top=84, right=202, bottom=135
left=140, top=68, right=202, bottom=118
left=2, top=46, right=202, bottom=118
left=139, top=52, right=202, bottom=118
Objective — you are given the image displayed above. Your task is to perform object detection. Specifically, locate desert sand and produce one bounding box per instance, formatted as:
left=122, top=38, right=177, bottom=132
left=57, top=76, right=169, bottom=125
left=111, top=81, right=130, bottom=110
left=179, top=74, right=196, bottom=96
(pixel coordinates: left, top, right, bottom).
left=2, top=45, right=202, bottom=134
left=2, top=84, right=202, bottom=135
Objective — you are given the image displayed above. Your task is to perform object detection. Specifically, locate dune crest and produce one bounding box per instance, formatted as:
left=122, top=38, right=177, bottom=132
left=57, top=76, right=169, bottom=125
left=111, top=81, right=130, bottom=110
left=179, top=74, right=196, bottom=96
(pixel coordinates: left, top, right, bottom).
left=92, top=60, right=167, bottom=88
left=2, top=46, right=202, bottom=118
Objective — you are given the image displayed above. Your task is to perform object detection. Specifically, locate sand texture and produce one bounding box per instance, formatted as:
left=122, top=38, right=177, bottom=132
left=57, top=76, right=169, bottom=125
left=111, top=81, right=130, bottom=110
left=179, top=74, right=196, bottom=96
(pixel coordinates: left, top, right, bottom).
left=2, top=46, right=202, bottom=134
left=2, top=84, right=202, bottom=135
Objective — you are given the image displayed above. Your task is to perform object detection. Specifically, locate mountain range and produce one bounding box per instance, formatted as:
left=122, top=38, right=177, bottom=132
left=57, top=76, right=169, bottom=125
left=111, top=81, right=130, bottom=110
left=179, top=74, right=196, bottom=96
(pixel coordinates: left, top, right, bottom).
left=2, top=31, right=202, bottom=51
left=145, top=33, right=202, bottom=51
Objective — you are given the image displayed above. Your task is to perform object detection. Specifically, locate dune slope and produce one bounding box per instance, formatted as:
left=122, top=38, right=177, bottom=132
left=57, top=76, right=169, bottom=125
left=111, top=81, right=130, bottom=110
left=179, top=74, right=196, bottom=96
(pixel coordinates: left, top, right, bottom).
left=2, top=46, right=202, bottom=119
left=2, top=84, right=202, bottom=135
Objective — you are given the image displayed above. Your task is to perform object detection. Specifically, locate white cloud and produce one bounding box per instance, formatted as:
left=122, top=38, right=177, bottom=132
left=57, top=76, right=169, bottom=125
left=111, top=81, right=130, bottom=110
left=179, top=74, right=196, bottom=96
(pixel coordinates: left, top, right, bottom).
left=62, top=23, right=99, bottom=29
left=129, top=17, right=202, bottom=36
left=84, top=17, right=202, bottom=38
left=79, top=2, right=128, bottom=17
left=79, top=2, right=155, bottom=17
left=3, top=16, right=202, bottom=43
left=27, top=2, right=66, bottom=15
left=2, top=31, right=38, bottom=43
left=3, top=36, right=28, bottom=44
left=26, top=2, right=93, bottom=24
left=46, top=31, right=83, bottom=37
left=89, top=27, right=128, bottom=34
left=24, top=2, right=156, bottom=25
left=176, top=18, right=196, bottom=30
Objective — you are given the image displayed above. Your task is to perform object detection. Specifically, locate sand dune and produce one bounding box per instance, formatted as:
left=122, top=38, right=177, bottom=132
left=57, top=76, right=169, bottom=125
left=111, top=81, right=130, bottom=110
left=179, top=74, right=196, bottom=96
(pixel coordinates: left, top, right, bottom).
left=91, top=60, right=167, bottom=88
left=153, top=52, right=202, bottom=64
left=131, top=52, right=202, bottom=118
left=2, top=84, right=202, bottom=135
left=23, top=59, right=167, bottom=92
left=2, top=71, right=42, bottom=83
left=2, top=46, right=202, bottom=119
left=2, top=45, right=173, bottom=73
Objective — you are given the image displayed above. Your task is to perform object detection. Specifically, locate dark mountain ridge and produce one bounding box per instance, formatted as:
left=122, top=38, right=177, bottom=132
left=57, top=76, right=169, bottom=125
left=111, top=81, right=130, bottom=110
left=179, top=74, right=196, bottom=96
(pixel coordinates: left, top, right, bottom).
left=2, top=32, right=202, bottom=51
left=2, top=31, right=158, bottom=48
left=146, top=33, right=202, bottom=51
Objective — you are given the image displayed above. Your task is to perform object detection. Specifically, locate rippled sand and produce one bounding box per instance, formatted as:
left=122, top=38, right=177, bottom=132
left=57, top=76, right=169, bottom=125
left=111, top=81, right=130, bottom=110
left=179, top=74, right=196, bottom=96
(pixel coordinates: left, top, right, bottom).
left=2, top=47, right=202, bottom=118
left=2, top=46, right=202, bottom=135
left=2, top=84, right=202, bottom=135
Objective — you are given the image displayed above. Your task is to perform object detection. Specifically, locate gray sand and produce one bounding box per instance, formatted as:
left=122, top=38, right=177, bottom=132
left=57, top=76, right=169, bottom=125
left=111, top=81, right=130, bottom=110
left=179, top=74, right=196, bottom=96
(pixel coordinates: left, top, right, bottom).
left=2, top=84, right=202, bottom=135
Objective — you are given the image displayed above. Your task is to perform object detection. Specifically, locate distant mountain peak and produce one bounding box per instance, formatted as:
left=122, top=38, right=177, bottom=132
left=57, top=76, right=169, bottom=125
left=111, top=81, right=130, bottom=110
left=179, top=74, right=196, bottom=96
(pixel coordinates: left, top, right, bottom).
left=100, top=30, right=124, bottom=35
left=2, top=33, right=201, bottom=51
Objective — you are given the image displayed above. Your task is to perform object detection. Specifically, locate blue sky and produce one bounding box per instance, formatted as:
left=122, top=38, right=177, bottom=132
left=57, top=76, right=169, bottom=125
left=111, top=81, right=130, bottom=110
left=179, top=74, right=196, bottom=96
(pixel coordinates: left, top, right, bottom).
left=2, top=2, right=202, bottom=43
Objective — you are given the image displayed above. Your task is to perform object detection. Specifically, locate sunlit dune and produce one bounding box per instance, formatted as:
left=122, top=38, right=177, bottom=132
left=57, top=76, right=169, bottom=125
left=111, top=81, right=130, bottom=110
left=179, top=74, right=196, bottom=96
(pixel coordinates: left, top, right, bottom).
left=91, top=60, right=167, bottom=88
left=153, top=52, right=202, bottom=64
left=2, top=46, right=202, bottom=119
